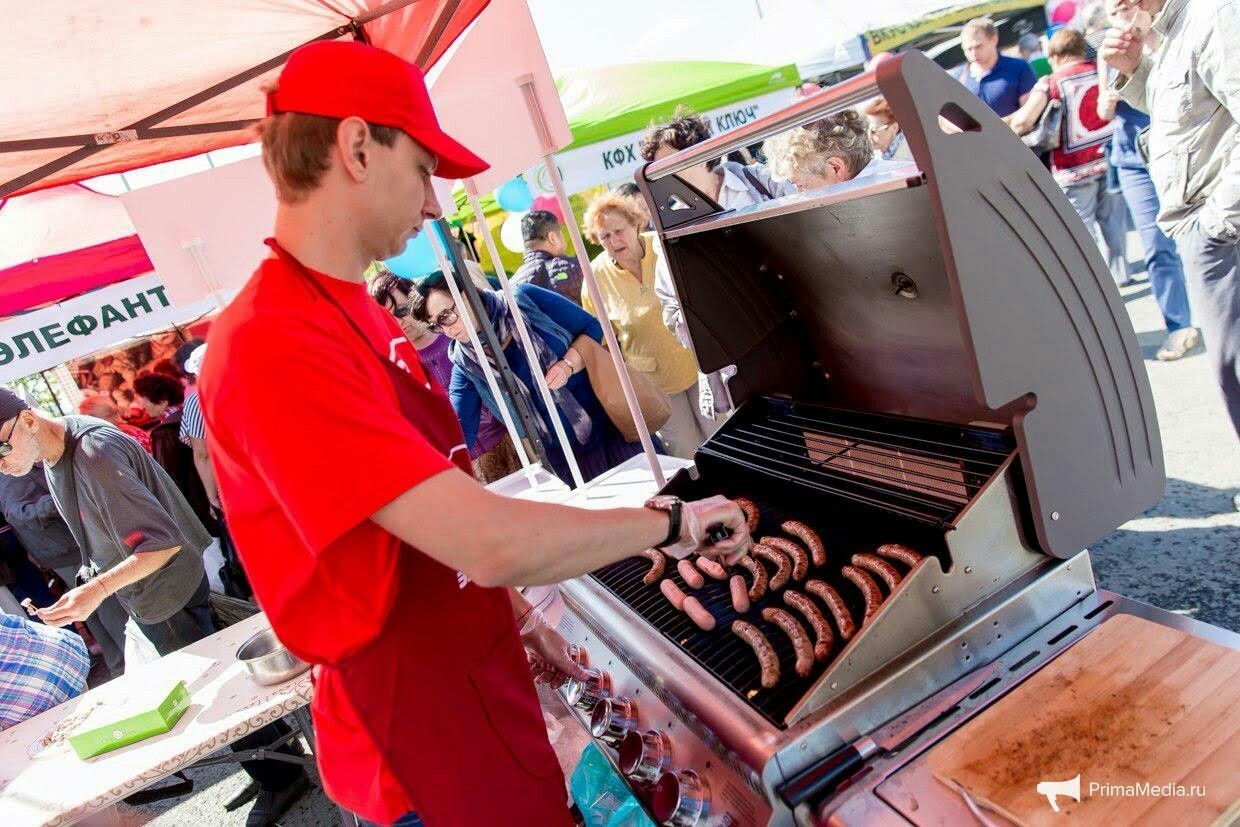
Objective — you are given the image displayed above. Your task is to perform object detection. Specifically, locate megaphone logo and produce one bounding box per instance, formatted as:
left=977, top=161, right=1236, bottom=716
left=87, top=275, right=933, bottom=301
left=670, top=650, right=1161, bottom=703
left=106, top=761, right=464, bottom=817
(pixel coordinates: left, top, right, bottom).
left=1036, top=774, right=1082, bottom=812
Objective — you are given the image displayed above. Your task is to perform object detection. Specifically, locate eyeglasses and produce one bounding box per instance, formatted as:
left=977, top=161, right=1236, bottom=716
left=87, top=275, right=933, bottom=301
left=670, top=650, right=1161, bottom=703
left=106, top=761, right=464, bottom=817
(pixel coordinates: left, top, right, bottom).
left=426, top=304, right=460, bottom=332
left=0, top=417, right=19, bottom=458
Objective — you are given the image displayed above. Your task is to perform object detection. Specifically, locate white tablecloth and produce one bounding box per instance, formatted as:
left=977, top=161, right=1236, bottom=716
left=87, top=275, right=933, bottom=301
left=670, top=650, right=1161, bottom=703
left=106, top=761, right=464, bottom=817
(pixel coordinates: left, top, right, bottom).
left=0, top=612, right=311, bottom=827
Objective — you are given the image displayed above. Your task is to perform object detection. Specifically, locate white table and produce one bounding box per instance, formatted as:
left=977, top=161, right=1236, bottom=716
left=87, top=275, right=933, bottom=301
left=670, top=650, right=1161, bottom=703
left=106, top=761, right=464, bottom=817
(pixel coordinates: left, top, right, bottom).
left=0, top=612, right=312, bottom=827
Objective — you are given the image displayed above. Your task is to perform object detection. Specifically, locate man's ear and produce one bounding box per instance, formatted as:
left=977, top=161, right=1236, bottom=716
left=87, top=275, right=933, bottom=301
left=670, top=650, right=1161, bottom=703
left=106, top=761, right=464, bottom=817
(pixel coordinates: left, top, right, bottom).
left=337, top=117, right=373, bottom=183
left=827, top=155, right=848, bottom=179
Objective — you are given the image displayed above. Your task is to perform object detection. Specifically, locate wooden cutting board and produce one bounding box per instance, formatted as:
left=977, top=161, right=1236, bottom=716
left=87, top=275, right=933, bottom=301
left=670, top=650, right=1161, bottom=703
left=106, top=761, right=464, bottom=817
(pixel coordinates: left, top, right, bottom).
left=924, top=613, right=1240, bottom=826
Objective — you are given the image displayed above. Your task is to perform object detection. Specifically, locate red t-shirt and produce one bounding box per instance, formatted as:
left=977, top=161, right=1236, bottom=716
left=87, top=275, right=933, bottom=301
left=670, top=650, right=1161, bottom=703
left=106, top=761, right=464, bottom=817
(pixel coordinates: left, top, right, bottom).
left=199, top=256, right=455, bottom=821
left=1044, top=61, right=1115, bottom=186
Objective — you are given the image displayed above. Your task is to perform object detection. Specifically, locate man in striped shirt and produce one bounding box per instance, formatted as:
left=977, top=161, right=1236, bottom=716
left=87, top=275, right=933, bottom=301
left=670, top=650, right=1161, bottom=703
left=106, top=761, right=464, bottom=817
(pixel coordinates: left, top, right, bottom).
left=0, top=613, right=89, bottom=729
left=174, top=341, right=218, bottom=510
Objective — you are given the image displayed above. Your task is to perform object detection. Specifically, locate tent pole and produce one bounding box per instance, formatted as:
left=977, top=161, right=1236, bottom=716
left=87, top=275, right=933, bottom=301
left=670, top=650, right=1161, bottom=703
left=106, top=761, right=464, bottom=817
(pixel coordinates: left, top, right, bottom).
left=426, top=223, right=545, bottom=489
left=38, top=371, right=64, bottom=416
left=513, top=79, right=665, bottom=486
left=464, top=185, right=585, bottom=489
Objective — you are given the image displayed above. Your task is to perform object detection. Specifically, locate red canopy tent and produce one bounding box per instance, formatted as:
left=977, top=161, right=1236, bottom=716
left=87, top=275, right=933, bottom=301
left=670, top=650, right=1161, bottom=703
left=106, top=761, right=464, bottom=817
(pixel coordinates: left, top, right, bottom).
left=0, top=184, right=153, bottom=317
left=0, top=0, right=488, bottom=199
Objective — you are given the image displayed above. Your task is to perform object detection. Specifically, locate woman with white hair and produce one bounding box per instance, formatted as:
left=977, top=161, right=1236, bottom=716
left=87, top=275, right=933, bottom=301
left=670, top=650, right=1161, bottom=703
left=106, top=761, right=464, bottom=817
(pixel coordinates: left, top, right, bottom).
left=762, top=109, right=901, bottom=193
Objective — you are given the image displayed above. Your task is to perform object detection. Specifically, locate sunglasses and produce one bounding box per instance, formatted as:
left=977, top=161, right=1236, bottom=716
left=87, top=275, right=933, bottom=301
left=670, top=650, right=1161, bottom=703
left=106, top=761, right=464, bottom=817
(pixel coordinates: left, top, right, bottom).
left=0, top=416, right=20, bottom=458
left=426, top=305, right=460, bottom=333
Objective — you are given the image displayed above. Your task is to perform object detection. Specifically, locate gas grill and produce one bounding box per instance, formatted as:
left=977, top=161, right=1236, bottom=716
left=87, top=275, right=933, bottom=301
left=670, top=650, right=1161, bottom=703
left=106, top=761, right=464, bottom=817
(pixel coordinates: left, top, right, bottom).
left=547, top=52, right=1236, bottom=826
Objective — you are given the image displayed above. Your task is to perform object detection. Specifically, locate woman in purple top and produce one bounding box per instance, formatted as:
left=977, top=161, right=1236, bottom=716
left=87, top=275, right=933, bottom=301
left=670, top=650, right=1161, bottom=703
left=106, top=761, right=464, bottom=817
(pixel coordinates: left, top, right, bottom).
left=368, top=269, right=521, bottom=483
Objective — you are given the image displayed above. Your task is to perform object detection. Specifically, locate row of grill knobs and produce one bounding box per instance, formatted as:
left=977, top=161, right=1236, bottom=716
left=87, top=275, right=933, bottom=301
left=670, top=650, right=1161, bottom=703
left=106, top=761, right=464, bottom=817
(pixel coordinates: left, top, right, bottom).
left=564, top=649, right=710, bottom=826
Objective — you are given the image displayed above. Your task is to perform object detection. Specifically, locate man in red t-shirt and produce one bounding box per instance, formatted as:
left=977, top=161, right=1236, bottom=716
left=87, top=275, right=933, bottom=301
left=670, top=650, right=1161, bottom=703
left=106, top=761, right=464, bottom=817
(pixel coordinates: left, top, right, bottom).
left=198, top=41, right=751, bottom=827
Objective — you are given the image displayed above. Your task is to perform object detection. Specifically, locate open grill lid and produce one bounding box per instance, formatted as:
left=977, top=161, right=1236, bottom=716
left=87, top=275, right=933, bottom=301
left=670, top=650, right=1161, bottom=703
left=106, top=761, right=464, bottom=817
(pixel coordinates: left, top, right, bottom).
left=637, top=51, right=1163, bottom=560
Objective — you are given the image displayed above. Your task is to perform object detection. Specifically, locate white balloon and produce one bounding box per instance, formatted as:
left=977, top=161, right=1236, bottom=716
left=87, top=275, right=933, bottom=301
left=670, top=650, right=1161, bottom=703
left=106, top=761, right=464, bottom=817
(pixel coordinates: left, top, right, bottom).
left=500, top=211, right=528, bottom=254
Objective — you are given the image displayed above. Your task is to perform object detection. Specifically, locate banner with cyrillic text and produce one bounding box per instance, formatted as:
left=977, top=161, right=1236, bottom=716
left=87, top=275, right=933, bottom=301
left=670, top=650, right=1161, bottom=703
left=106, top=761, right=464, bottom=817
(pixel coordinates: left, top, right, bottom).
left=528, top=88, right=798, bottom=194
left=0, top=274, right=216, bottom=383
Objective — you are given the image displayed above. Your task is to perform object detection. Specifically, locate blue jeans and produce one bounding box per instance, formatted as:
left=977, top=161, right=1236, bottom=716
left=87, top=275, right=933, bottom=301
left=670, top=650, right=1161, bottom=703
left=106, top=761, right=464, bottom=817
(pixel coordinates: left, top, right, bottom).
left=1116, top=164, right=1193, bottom=331
left=1063, top=174, right=1133, bottom=286
left=1177, top=223, right=1240, bottom=437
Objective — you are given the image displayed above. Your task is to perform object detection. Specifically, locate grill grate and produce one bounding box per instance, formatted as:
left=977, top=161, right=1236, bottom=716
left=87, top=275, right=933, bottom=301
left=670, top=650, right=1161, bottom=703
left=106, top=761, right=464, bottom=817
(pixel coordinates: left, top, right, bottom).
left=696, top=400, right=1009, bottom=527
left=590, top=399, right=1014, bottom=725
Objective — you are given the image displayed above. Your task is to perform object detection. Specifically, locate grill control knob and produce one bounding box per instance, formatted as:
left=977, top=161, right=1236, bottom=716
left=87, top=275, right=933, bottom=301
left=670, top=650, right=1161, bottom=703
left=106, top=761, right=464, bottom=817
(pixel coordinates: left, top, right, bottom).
left=618, top=729, right=671, bottom=785
left=590, top=697, right=638, bottom=747
left=652, top=770, right=710, bottom=826
left=565, top=668, right=611, bottom=711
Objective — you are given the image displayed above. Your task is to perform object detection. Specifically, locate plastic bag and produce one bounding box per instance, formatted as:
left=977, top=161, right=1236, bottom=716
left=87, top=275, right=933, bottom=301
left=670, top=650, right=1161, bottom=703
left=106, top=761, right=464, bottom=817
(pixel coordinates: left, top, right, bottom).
left=570, top=743, right=655, bottom=827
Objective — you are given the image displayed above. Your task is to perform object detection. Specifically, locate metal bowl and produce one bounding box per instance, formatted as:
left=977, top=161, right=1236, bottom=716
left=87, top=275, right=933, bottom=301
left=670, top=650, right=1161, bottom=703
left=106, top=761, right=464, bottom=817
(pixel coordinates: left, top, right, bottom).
left=236, top=627, right=310, bottom=686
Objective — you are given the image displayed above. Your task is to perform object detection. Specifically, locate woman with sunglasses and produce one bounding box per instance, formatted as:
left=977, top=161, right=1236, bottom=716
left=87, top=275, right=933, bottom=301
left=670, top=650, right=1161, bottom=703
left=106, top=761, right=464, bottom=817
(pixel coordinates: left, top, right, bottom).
left=863, top=97, right=915, bottom=164
left=369, top=268, right=521, bottom=482
left=410, top=275, right=649, bottom=484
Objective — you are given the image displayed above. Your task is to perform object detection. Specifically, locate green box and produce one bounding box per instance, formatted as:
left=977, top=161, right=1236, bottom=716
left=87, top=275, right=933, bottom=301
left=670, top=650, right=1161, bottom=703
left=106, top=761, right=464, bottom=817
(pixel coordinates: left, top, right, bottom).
left=68, top=681, right=191, bottom=760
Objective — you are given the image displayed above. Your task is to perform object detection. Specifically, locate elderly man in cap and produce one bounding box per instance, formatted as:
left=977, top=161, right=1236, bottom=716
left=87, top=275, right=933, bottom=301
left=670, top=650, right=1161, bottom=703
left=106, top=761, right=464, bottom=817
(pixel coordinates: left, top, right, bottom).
left=0, top=390, right=308, bottom=825
left=198, top=40, right=750, bottom=826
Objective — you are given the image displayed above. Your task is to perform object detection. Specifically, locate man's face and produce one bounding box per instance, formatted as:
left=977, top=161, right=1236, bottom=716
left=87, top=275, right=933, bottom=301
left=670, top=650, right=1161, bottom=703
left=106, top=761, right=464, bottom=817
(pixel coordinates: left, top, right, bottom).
left=362, top=131, right=445, bottom=263
left=0, top=414, right=43, bottom=477
left=962, top=31, right=999, bottom=67
left=544, top=228, right=567, bottom=257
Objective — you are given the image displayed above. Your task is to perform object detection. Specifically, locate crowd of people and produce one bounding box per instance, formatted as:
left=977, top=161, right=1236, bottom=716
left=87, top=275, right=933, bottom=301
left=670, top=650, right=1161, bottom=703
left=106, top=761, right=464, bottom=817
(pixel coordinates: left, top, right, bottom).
left=954, top=1, right=1235, bottom=432
left=361, top=96, right=923, bottom=486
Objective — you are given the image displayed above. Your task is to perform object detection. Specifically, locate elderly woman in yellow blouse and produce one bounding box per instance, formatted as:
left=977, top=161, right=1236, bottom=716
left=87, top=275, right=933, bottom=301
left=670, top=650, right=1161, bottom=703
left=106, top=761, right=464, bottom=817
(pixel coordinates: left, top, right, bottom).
left=581, top=191, right=713, bottom=459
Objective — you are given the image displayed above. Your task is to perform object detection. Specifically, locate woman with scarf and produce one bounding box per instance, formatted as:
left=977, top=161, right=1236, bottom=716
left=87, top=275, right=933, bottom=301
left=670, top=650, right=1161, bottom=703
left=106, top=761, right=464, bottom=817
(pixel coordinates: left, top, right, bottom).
left=410, top=274, right=647, bottom=484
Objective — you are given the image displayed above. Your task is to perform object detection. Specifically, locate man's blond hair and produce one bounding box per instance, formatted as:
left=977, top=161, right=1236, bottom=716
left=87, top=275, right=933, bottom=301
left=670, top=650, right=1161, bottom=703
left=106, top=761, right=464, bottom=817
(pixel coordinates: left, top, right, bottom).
left=961, top=17, right=998, bottom=39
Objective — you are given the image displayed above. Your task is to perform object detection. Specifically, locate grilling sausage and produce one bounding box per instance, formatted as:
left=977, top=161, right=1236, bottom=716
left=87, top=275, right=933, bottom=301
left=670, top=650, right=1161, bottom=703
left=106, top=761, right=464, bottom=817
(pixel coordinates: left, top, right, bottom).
left=762, top=537, right=809, bottom=581
left=660, top=578, right=687, bottom=610
left=641, top=549, right=667, bottom=586
left=782, top=520, right=826, bottom=566
left=733, top=620, right=780, bottom=688
left=695, top=556, right=728, bottom=581
left=683, top=596, right=717, bottom=631
left=729, top=574, right=751, bottom=614
left=678, top=559, right=705, bottom=590
left=877, top=543, right=924, bottom=568
left=762, top=608, right=814, bottom=678
left=783, top=591, right=833, bottom=662
left=806, top=579, right=857, bottom=641
left=738, top=555, right=769, bottom=600
left=734, top=497, right=761, bottom=534
left=842, top=566, right=883, bottom=623
left=753, top=544, right=792, bottom=591
left=851, top=553, right=903, bottom=591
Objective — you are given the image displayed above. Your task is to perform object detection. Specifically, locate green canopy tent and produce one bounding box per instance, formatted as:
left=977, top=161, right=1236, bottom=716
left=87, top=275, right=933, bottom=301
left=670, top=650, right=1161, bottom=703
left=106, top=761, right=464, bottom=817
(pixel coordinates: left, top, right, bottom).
left=453, top=59, right=799, bottom=273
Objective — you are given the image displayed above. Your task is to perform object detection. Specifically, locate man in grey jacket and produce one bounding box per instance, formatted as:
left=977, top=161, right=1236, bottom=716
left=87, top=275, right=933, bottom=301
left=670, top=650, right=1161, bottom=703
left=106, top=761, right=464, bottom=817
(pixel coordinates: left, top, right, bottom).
left=1103, top=0, right=1240, bottom=438
left=0, top=466, right=128, bottom=676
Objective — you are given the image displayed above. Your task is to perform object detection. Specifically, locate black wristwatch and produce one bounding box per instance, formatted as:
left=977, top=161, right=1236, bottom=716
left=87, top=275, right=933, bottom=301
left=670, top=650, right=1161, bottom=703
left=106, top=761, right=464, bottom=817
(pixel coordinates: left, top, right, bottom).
left=644, top=495, right=683, bottom=549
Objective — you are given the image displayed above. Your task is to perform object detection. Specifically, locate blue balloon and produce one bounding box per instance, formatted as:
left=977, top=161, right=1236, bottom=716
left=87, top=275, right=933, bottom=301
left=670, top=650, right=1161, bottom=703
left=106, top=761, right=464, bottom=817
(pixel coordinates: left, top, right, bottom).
left=494, top=175, right=535, bottom=213
left=384, top=231, right=440, bottom=279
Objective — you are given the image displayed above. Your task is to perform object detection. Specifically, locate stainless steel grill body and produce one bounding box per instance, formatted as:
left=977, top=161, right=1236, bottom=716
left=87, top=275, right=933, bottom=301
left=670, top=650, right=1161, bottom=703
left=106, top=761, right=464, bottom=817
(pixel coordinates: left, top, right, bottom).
left=546, top=51, right=1233, bottom=827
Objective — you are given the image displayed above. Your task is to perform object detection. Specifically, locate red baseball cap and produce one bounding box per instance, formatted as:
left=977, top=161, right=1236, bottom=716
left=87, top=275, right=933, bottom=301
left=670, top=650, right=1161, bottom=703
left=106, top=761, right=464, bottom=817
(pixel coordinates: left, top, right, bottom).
left=267, top=40, right=489, bottom=180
